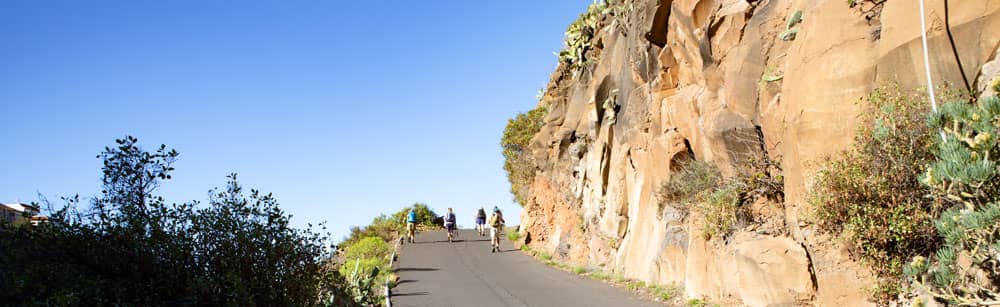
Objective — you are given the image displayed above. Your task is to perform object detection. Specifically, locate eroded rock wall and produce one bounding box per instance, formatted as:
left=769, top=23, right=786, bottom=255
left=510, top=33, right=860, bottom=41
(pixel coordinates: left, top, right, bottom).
left=519, top=0, right=1000, bottom=305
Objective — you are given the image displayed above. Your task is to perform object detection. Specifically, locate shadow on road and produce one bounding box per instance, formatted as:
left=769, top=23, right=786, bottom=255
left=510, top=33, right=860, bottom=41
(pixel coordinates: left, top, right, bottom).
left=394, top=267, right=439, bottom=272
left=392, top=291, right=429, bottom=297
left=396, top=279, right=416, bottom=285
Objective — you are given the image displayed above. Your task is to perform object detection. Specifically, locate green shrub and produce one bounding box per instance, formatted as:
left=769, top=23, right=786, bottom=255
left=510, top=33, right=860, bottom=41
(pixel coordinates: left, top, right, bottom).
left=652, top=284, right=680, bottom=301
left=342, top=202, right=438, bottom=247
left=811, top=86, right=940, bottom=301
left=343, top=236, right=391, bottom=261
left=507, top=228, right=521, bottom=242
left=658, top=161, right=722, bottom=218
left=700, top=181, right=745, bottom=239
left=389, top=202, right=438, bottom=227
left=904, top=95, right=1000, bottom=305
left=572, top=266, right=589, bottom=274
left=502, top=106, right=548, bottom=207
left=538, top=251, right=553, bottom=261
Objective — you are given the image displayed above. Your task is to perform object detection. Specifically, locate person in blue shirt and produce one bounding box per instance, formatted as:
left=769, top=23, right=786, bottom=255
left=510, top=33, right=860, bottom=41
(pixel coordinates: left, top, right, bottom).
left=406, top=209, right=418, bottom=243
left=443, top=208, right=457, bottom=242
left=475, top=207, right=487, bottom=236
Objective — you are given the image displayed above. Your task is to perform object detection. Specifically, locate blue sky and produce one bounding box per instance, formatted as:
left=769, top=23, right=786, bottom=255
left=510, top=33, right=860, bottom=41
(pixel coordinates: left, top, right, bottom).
left=0, top=1, right=587, bottom=240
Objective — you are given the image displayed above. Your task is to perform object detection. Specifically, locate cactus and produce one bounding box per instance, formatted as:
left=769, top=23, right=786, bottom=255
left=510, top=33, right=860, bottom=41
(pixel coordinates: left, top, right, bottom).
left=558, top=1, right=608, bottom=75
left=779, top=10, right=803, bottom=41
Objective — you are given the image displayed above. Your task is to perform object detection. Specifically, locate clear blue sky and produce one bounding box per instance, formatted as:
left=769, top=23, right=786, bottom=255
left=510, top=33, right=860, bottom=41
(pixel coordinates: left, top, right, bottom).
left=0, top=1, right=588, bottom=241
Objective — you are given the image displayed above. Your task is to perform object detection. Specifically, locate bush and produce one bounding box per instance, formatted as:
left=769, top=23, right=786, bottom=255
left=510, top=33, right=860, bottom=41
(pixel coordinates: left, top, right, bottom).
left=905, top=95, right=1000, bottom=305
left=507, top=228, right=521, bottom=242
left=341, top=203, right=438, bottom=247
left=658, top=161, right=722, bottom=218
left=343, top=236, right=391, bottom=261
left=502, top=106, right=548, bottom=207
left=811, top=86, right=940, bottom=300
left=389, top=203, right=438, bottom=227
left=700, top=181, right=746, bottom=240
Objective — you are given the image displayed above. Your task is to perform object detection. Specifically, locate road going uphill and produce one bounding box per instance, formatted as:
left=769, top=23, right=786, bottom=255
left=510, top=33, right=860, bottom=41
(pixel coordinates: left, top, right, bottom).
left=390, top=229, right=663, bottom=307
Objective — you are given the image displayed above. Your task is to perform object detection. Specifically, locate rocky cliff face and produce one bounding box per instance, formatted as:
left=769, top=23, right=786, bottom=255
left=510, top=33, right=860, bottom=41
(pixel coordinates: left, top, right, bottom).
left=518, top=0, right=1000, bottom=305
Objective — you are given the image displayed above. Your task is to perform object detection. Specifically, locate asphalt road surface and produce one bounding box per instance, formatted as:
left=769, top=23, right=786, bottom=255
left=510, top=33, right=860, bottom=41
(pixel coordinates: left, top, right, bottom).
left=390, top=229, right=663, bottom=307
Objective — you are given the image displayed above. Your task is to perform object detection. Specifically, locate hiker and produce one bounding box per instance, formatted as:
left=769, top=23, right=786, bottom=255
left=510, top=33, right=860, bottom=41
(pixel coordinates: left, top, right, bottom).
left=443, top=208, right=457, bottom=242
left=406, top=209, right=418, bottom=243
left=475, top=207, right=487, bottom=236
left=488, top=206, right=505, bottom=253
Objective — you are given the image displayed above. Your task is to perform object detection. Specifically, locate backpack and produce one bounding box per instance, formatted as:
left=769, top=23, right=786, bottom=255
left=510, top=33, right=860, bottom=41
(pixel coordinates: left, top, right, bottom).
left=489, top=213, right=501, bottom=227
left=407, top=211, right=417, bottom=223
left=476, top=208, right=486, bottom=218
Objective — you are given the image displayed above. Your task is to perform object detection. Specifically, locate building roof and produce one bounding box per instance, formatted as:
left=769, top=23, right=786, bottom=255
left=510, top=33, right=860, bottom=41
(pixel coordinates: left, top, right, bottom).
left=1, top=203, right=40, bottom=214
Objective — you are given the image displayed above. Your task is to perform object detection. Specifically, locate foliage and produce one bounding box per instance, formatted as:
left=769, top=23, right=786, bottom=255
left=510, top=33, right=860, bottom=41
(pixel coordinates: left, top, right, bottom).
left=390, top=203, right=438, bottom=227
left=507, top=228, right=521, bottom=242
left=736, top=153, right=785, bottom=205
left=502, top=106, right=548, bottom=207
left=779, top=10, right=803, bottom=41
left=0, top=136, right=350, bottom=306
left=811, top=87, right=940, bottom=301
left=341, top=203, right=437, bottom=247
left=342, top=236, right=391, bottom=262
left=604, top=0, right=635, bottom=35
left=341, top=258, right=382, bottom=306
left=700, top=181, right=745, bottom=240
left=657, top=160, right=722, bottom=219
left=905, top=95, right=1000, bottom=305
left=760, top=66, right=784, bottom=83
left=558, top=1, right=607, bottom=75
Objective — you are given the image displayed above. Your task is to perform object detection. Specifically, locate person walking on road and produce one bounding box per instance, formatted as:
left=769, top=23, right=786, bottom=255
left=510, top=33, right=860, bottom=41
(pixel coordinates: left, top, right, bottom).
left=475, top=207, right=487, bottom=236
left=406, top=209, right=418, bottom=243
left=488, top=207, right=505, bottom=253
left=443, top=208, right=457, bottom=242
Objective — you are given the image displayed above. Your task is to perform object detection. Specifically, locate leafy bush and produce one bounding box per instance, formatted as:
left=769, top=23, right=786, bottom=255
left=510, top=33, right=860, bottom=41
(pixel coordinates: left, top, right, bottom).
left=389, top=202, right=438, bottom=227
left=507, top=228, right=521, bottom=242
left=811, top=86, right=940, bottom=300
left=341, top=203, right=438, bottom=247
left=658, top=161, right=722, bottom=218
left=700, top=181, right=745, bottom=239
left=905, top=95, right=1000, bottom=305
left=0, top=137, right=348, bottom=306
left=502, top=106, right=548, bottom=207
left=343, top=236, right=391, bottom=261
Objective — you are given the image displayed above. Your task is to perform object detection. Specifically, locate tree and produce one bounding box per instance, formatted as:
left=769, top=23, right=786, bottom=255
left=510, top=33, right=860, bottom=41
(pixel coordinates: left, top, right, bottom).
left=501, top=106, right=548, bottom=206
left=0, top=136, right=354, bottom=306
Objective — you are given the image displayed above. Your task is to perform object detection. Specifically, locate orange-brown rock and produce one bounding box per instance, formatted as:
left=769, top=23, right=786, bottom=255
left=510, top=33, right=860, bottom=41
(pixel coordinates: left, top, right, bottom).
left=518, top=0, right=1000, bottom=305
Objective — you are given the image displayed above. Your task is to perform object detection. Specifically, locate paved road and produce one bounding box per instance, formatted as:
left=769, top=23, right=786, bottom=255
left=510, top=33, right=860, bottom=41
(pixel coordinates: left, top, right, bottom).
left=390, top=229, right=663, bottom=307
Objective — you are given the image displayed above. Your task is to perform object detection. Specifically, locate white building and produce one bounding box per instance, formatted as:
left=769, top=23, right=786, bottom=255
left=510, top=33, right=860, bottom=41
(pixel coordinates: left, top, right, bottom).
left=1, top=203, right=45, bottom=226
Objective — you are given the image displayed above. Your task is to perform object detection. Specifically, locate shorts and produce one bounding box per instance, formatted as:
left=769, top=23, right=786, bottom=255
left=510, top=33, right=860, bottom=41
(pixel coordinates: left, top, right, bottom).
left=406, top=222, right=415, bottom=232
left=490, top=226, right=499, bottom=240
left=475, top=217, right=485, bottom=225
left=445, top=223, right=456, bottom=231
